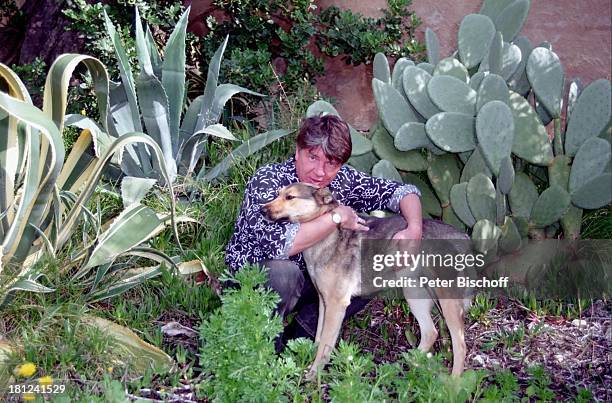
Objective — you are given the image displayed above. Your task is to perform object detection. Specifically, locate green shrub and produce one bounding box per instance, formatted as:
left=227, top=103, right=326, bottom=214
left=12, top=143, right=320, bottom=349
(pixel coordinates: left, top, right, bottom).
left=197, top=265, right=307, bottom=401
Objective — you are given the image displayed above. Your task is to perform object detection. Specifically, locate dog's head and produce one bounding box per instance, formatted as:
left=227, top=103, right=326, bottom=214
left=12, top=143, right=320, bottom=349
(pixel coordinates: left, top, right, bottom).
left=262, top=183, right=339, bottom=223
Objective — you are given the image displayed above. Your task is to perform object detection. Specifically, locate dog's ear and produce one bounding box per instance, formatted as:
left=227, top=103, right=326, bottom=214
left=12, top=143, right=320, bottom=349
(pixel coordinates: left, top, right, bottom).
left=314, top=187, right=335, bottom=205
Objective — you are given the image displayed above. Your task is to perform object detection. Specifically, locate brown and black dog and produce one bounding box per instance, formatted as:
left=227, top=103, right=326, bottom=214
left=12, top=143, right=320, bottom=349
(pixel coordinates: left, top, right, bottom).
left=263, top=183, right=473, bottom=380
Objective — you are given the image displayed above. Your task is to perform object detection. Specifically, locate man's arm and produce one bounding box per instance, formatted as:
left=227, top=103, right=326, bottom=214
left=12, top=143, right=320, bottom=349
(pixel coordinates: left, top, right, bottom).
left=288, top=205, right=369, bottom=256
left=393, top=193, right=423, bottom=240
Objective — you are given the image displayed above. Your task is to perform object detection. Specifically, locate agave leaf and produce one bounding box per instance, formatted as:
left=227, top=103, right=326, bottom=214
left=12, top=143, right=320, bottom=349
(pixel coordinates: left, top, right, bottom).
left=199, top=129, right=293, bottom=182
left=77, top=204, right=164, bottom=276
left=88, top=265, right=163, bottom=302
left=0, top=92, right=61, bottom=267
left=161, top=6, right=190, bottom=148
left=198, top=36, right=229, bottom=132
left=178, top=95, right=204, bottom=150
left=195, top=123, right=238, bottom=141
left=57, top=133, right=180, bottom=254
left=145, top=26, right=162, bottom=78
left=82, top=315, right=174, bottom=372
left=0, top=64, right=31, bottom=232
left=208, top=83, right=262, bottom=127
left=103, top=10, right=142, bottom=133
left=121, top=176, right=157, bottom=208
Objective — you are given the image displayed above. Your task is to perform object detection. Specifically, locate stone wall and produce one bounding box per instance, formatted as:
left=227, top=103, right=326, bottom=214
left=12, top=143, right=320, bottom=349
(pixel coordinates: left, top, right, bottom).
left=315, top=0, right=612, bottom=130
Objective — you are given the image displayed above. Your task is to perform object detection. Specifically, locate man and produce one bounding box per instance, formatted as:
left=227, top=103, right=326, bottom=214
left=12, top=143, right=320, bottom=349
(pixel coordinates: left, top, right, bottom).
left=225, top=114, right=422, bottom=348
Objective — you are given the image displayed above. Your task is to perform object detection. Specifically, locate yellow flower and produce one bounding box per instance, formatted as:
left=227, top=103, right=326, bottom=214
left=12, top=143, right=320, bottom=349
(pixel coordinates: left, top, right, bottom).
left=80, top=109, right=86, bottom=116
left=107, top=366, right=113, bottom=373
left=38, top=375, right=53, bottom=386
left=22, top=392, right=36, bottom=401
left=14, top=362, right=36, bottom=377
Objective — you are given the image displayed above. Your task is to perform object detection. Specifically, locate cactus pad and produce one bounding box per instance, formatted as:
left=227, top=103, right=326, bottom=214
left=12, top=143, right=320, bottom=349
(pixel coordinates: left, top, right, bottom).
left=458, top=14, right=496, bottom=68
left=372, top=159, right=403, bottom=182
left=433, top=57, right=470, bottom=82
left=373, top=53, right=390, bottom=83
left=427, top=154, right=462, bottom=205
left=467, top=173, right=497, bottom=222
left=499, top=216, right=522, bottom=253
left=402, top=67, right=441, bottom=119
left=428, top=75, right=478, bottom=115
left=480, top=0, right=515, bottom=20
left=470, top=71, right=488, bottom=91
left=450, top=182, right=476, bottom=227
left=508, top=35, right=533, bottom=96
left=565, top=79, right=612, bottom=156
left=500, top=42, right=522, bottom=80
left=371, top=124, right=429, bottom=172
left=348, top=152, right=379, bottom=174
left=372, top=78, right=422, bottom=136
left=426, top=112, right=476, bottom=152
left=477, top=74, right=510, bottom=111
left=527, top=47, right=564, bottom=118
left=494, top=0, right=531, bottom=42
left=425, top=28, right=441, bottom=65
left=509, top=91, right=553, bottom=165
left=472, top=219, right=502, bottom=254
left=391, top=57, right=415, bottom=95
left=401, top=172, right=442, bottom=217
left=529, top=185, right=571, bottom=227
left=508, top=172, right=538, bottom=218
left=476, top=100, right=515, bottom=176
left=417, top=62, right=435, bottom=75
left=461, top=147, right=493, bottom=182
left=497, top=155, right=515, bottom=194
left=395, top=122, right=444, bottom=154
left=569, top=137, right=612, bottom=209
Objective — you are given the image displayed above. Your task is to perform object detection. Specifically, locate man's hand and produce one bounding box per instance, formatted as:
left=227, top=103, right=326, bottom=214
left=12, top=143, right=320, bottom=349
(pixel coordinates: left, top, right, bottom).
left=392, top=225, right=422, bottom=240
left=334, top=205, right=370, bottom=232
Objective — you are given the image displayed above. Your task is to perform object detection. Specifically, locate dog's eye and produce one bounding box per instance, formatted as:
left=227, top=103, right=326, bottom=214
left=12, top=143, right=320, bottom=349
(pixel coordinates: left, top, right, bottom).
left=285, top=195, right=295, bottom=200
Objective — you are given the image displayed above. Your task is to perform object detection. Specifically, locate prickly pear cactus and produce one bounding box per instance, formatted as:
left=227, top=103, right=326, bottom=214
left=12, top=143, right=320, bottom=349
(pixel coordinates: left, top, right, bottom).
left=366, top=0, right=611, bottom=250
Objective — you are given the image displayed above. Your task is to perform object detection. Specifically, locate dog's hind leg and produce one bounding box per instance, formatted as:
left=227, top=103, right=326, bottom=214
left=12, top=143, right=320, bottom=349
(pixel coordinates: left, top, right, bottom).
left=439, top=299, right=466, bottom=376
left=306, top=296, right=349, bottom=381
left=406, top=298, right=438, bottom=352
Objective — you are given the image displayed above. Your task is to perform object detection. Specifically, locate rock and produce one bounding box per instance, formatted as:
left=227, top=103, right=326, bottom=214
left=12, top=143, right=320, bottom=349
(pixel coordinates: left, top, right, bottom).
left=572, top=319, right=588, bottom=327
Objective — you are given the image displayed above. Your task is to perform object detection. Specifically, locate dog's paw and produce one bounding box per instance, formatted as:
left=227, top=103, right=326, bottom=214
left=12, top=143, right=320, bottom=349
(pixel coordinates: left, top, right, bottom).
left=304, top=366, right=318, bottom=382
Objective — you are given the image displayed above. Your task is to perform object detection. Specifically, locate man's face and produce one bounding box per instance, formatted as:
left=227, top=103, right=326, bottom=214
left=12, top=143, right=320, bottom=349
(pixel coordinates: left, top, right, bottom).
left=295, top=146, right=343, bottom=188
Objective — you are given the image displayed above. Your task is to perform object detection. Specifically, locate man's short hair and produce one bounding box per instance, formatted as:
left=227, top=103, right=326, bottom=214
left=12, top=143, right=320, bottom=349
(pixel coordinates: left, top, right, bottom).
left=297, top=114, right=352, bottom=164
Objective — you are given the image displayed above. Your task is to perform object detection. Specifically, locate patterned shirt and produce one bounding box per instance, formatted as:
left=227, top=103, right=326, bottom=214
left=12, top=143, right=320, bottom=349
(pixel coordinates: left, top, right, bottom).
left=225, top=157, right=421, bottom=271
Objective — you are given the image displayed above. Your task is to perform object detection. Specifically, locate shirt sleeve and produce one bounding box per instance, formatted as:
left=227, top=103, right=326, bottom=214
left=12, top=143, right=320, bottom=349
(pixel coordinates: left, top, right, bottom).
left=337, top=166, right=421, bottom=213
left=225, top=175, right=299, bottom=270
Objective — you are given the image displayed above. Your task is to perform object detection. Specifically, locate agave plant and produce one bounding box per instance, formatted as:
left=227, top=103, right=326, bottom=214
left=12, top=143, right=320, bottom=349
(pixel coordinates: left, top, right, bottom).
left=0, top=52, right=188, bottom=306
left=362, top=0, right=611, bottom=252
left=78, top=7, right=291, bottom=186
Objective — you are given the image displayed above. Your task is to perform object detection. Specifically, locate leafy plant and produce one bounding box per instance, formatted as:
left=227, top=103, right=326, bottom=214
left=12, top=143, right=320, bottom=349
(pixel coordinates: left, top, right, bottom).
left=0, top=52, right=189, bottom=314
left=317, top=0, right=424, bottom=66
left=197, top=265, right=306, bottom=401
left=95, top=7, right=291, bottom=185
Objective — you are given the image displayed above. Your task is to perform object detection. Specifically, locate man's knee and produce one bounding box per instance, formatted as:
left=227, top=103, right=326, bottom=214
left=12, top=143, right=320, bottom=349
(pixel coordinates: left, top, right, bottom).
left=260, top=260, right=304, bottom=295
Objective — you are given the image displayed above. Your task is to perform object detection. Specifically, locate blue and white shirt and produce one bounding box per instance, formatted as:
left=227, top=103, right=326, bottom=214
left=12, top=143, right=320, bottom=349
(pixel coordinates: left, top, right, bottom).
left=225, top=157, right=421, bottom=271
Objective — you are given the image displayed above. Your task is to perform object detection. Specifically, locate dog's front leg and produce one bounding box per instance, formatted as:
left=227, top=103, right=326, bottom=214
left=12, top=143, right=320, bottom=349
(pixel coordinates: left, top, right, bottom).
left=306, top=296, right=349, bottom=381
left=315, top=297, right=325, bottom=343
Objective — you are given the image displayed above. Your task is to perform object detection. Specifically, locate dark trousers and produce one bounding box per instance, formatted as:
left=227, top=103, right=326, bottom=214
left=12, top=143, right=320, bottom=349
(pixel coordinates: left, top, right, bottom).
left=260, top=259, right=370, bottom=345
